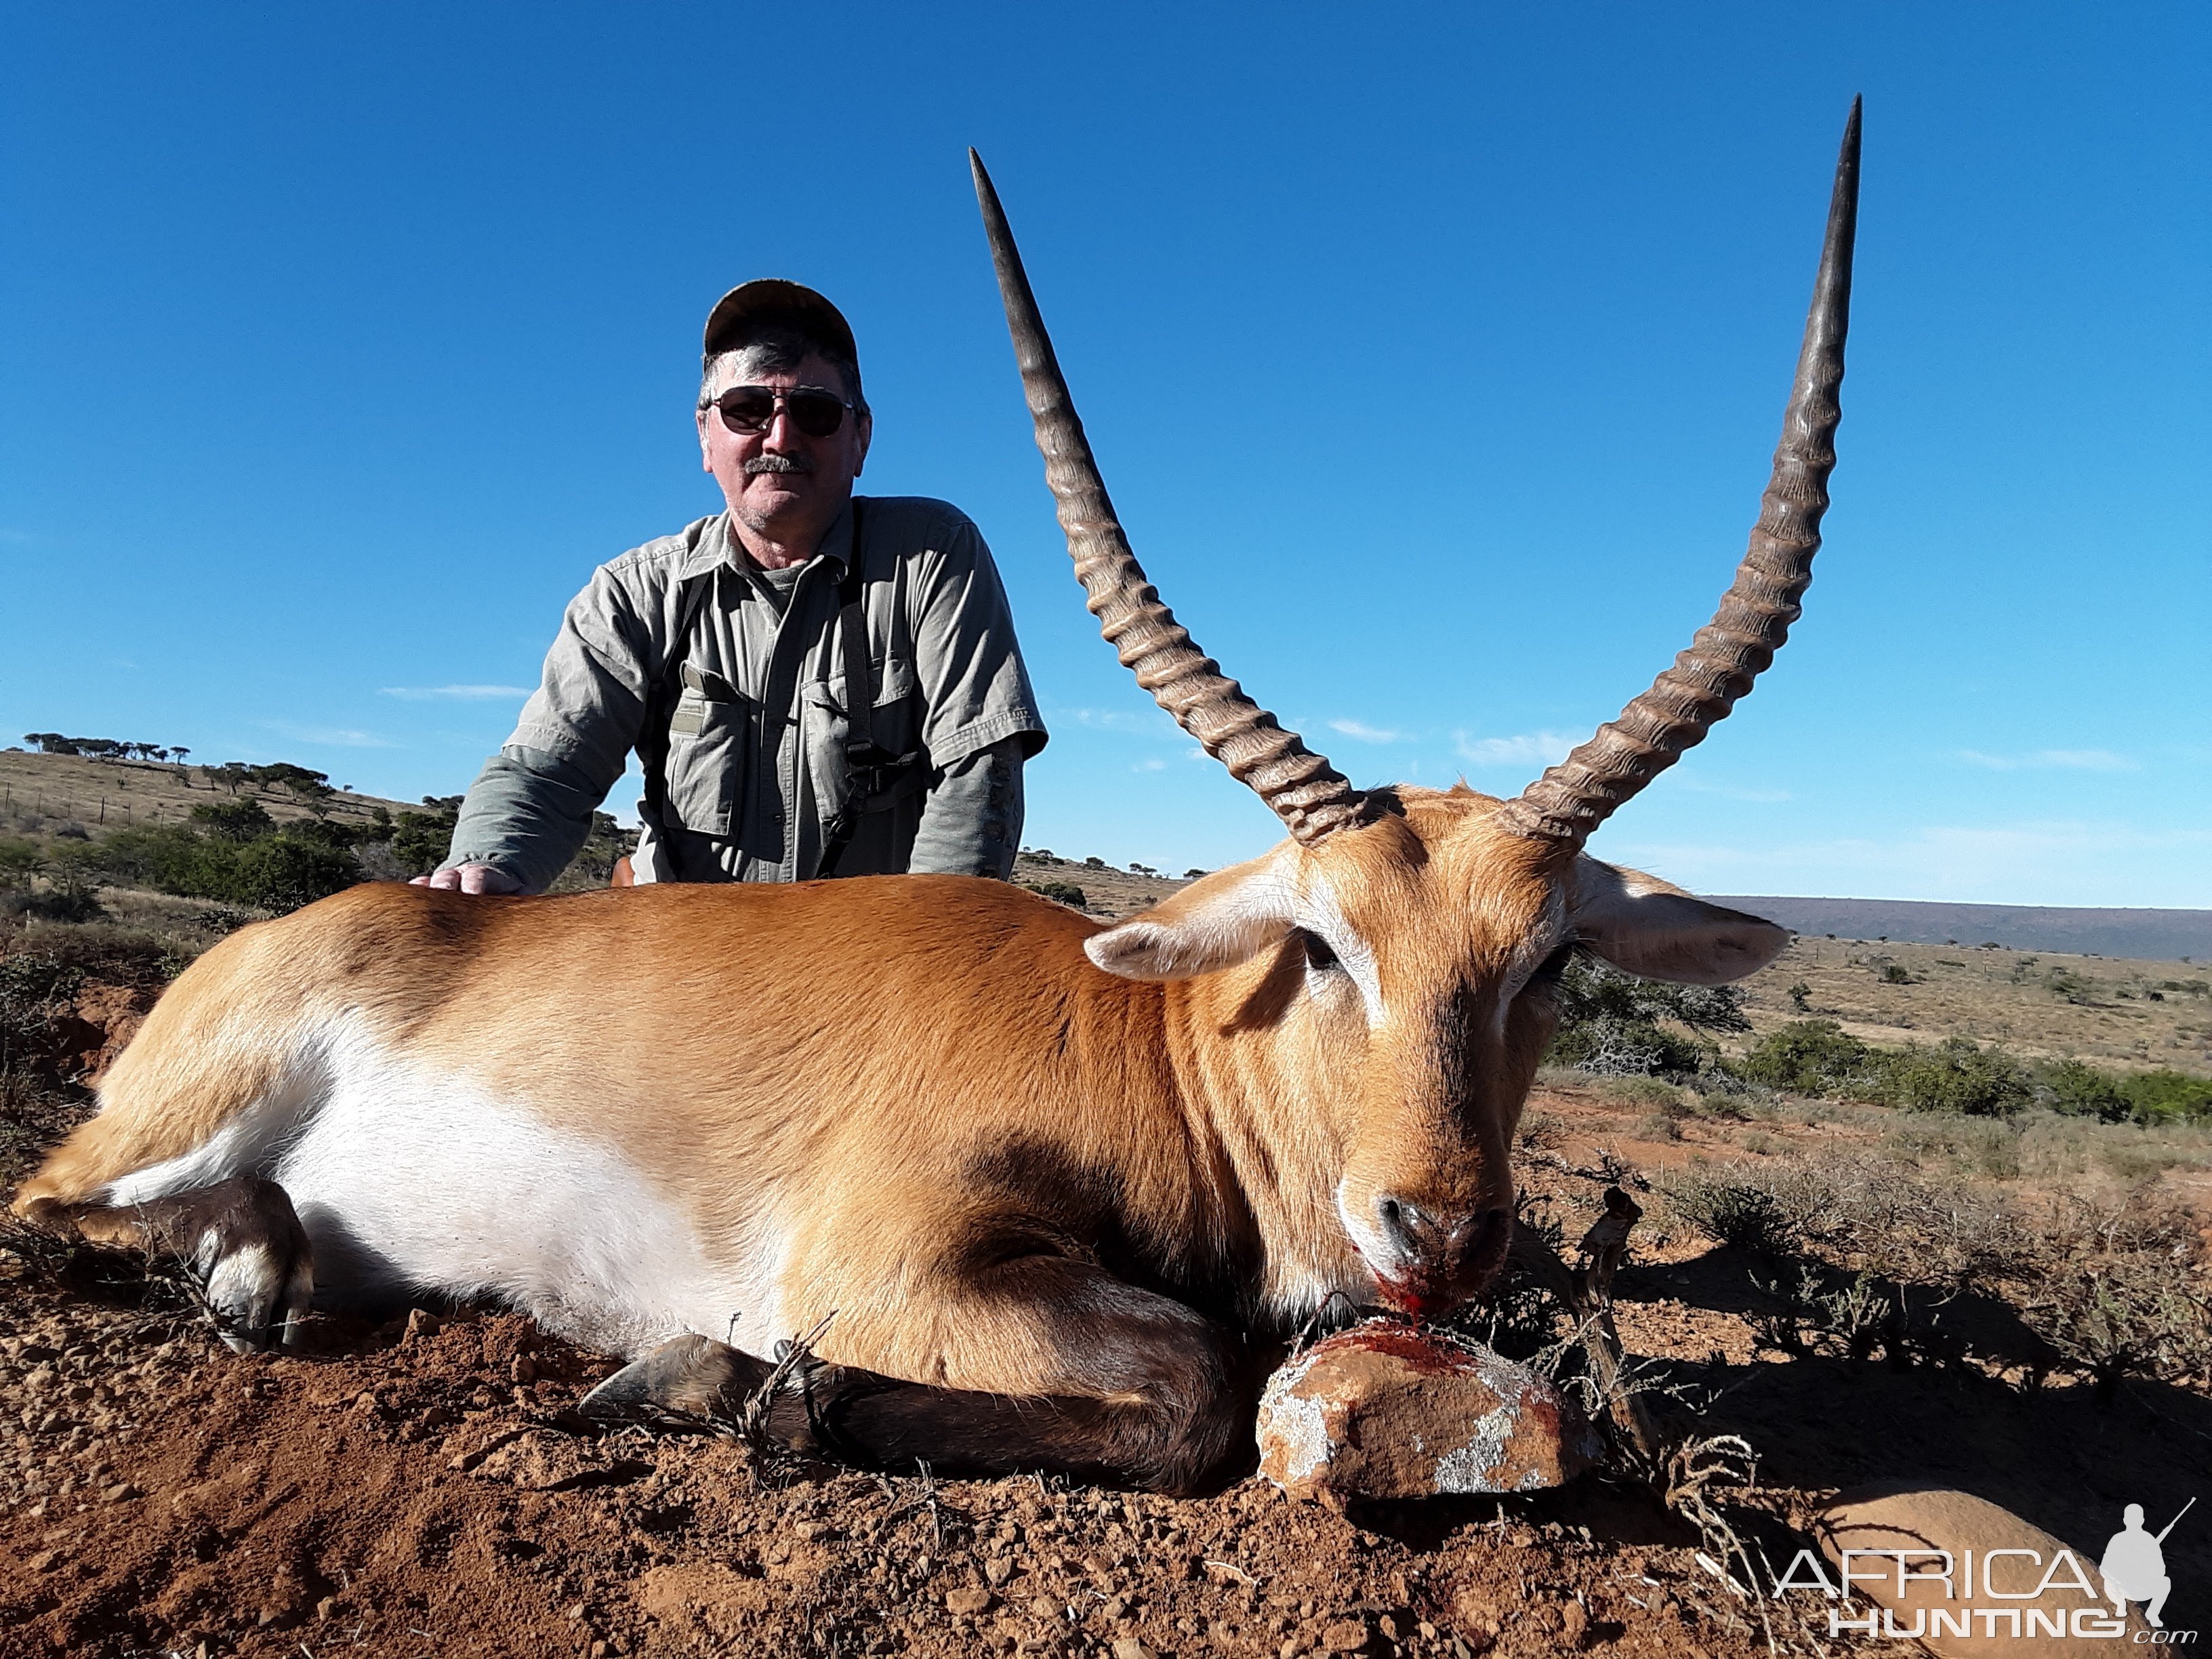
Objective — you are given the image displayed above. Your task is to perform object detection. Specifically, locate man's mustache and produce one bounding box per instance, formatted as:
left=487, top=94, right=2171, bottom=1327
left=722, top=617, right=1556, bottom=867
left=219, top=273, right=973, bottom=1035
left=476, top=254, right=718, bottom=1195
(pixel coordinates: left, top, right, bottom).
left=744, top=453, right=815, bottom=476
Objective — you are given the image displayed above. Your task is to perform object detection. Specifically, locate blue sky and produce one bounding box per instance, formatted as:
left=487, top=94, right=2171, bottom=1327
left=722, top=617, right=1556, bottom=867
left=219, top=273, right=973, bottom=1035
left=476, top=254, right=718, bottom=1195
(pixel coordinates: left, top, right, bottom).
left=3, top=4, right=2205, bottom=905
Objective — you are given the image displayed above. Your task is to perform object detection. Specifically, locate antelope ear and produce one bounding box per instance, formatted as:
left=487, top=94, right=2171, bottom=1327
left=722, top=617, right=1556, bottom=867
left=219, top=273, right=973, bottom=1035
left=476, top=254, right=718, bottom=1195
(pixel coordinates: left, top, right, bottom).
left=1570, top=857, right=1788, bottom=986
left=1085, top=855, right=1297, bottom=981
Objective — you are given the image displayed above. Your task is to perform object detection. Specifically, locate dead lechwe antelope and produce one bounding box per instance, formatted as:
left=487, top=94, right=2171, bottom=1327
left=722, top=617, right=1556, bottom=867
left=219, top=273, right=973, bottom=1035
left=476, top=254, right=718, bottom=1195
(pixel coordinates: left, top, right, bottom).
left=14, top=108, right=1860, bottom=1493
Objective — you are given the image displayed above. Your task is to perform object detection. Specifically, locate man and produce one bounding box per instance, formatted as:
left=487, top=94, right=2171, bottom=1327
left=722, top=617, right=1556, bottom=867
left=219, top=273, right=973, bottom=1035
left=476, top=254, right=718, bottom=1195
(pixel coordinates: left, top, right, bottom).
left=2102, top=1502, right=2179, bottom=1627
left=422, top=281, right=1046, bottom=893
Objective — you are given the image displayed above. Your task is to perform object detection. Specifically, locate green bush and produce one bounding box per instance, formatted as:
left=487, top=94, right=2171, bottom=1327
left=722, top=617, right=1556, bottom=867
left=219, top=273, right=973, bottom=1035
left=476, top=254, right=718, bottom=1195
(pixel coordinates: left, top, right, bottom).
left=1547, top=956, right=1745, bottom=1078
left=1865, top=1037, right=2031, bottom=1117
left=1734, top=1027, right=2210, bottom=1127
left=2119, top=1069, right=2212, bottom=1124
left=1736, top=1020, right=1869, bottom=1095
left=96, top=822, right=359, bottom=914
left=1660, top=1170, right=1803, bottom=1256
left=1023, top=880, right=1087, bottom=910
left=388, top=804, right=459, bottom=877
left=2040, top=1059, right=2133, bottom=1123
left=0, top=839, right=46, bottom=890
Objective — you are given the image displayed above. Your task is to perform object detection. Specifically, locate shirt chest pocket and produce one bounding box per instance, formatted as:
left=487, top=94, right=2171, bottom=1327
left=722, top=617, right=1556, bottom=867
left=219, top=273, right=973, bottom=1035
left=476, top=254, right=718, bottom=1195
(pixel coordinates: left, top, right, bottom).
left=663, top=663, right=750, bottom=836
left=804, top=653, right=923, bottom=811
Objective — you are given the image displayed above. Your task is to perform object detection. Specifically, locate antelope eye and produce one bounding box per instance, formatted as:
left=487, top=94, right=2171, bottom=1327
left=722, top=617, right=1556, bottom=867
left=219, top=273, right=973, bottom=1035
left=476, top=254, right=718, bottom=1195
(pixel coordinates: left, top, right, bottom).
left=1300, top=930, right=1340, bottom=972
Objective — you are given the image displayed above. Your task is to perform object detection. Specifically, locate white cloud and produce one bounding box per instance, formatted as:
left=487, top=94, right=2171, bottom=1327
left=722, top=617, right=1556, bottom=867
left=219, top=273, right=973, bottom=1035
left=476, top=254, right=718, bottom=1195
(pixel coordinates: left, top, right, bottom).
left=1053, top=706, right=1183, bottom=737
left=1452, top=730, right=1578, bottom=768
left=1957, top=747, right=2137, bottom=773
left=258, top=721, right=400, bottom=750
left=1326, top=718, right=1408, bottom=743
left=1133, top=758, right=1168, bottom=772
left=1664, top=773, right=1794, bottom=804
left=379, top=684, right=535, bottom=701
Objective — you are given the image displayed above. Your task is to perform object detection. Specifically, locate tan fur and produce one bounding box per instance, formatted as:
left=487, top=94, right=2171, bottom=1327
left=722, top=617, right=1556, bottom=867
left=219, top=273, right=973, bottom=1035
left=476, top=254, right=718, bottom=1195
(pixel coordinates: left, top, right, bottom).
left=14, top=787, right=1780, bottom=1405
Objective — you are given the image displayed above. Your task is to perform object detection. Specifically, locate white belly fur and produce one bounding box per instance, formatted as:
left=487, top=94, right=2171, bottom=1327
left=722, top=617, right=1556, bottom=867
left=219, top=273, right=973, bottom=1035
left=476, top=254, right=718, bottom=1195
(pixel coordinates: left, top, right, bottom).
left=104, top=1014, right=789, bottom=1358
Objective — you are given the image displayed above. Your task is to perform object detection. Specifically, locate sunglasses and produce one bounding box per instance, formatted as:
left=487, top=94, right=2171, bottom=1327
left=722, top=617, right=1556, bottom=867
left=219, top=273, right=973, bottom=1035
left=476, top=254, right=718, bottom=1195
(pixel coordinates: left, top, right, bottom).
left=707, top=384, right=856, bottom=439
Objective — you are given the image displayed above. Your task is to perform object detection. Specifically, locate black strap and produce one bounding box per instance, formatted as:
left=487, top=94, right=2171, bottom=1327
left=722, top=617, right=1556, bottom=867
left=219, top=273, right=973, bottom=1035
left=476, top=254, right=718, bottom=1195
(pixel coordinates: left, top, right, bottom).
left=640, top=567, right=718, bottom=840
left=815, top=501, right=926, bottom=878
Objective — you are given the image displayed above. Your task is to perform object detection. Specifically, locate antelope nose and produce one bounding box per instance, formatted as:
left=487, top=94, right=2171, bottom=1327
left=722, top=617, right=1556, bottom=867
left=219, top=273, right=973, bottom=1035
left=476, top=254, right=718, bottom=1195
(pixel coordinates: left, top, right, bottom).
left=1376, top=1197, right=1512, bottom=1271
left=1376, top=1196, right=1458, bottom=1261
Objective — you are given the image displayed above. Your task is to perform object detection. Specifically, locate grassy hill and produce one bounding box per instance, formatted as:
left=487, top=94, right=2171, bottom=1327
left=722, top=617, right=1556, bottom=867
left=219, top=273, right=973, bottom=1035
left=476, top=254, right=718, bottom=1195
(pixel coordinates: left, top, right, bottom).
left=1709, top=893, right=2212, bottom=960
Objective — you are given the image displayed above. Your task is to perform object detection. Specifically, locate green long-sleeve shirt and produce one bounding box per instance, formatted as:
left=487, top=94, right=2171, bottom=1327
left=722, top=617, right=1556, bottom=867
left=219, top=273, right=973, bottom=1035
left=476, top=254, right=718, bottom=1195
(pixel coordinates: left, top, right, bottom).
left=442, top=497, right=1048, bottom=891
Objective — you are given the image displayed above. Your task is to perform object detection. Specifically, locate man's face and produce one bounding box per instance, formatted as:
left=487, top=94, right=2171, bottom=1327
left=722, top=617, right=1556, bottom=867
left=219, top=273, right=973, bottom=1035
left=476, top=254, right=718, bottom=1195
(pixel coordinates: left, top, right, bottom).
left=697, top=349, right=872, bottom=548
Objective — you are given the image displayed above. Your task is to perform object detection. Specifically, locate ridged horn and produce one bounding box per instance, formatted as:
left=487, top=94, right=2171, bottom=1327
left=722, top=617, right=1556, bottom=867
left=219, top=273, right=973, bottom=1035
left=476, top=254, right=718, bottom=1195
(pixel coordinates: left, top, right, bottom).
left=970, top=150, right=1366, bottom=846
left=1494, top=99, right=1862, bottom=850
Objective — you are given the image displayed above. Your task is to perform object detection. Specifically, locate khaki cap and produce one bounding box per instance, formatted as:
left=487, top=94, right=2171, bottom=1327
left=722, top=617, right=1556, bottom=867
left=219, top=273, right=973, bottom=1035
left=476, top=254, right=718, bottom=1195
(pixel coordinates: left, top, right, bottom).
left=702, top=279, right=859, bottom=369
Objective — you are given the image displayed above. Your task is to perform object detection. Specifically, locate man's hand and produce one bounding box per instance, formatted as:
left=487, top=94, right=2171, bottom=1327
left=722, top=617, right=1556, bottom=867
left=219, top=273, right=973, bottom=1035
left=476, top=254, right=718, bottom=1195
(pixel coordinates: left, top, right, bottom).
left=409, top=863, right=525, bottom=895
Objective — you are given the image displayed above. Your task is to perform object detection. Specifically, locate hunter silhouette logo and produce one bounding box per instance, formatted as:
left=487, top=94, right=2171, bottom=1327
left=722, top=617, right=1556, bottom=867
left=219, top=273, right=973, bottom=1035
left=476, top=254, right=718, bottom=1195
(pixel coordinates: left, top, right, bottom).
left=2105, top=1498, right=2192, bottom=1629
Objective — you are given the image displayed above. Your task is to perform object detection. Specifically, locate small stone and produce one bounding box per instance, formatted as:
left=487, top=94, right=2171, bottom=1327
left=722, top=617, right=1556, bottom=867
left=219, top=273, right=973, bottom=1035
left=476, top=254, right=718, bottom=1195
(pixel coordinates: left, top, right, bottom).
left=1028, top=1595, right=1059, bottom=1621
left=1258, top=1322, right=1600, bottom=1508
left=1320, top=1618, right=1371, bottom=1654
left=985, top=1557, right=1015, bottom=1586
left=1451, top=1586, right=1497, bottom=1637
left=1112, top=1640, right=1155, bottom=1659
left=945, top=1586, right=994, bottom=1616
left=100, top=1481, right=140, bottom=1503
left=316, top=1597, right=337, bottom=1620
left=403, top=1308, right=442, bottom=1345
left=1816, top=1483, right=2148, bottom=1656
left=1559, top=1601, right=1589, bottom=1646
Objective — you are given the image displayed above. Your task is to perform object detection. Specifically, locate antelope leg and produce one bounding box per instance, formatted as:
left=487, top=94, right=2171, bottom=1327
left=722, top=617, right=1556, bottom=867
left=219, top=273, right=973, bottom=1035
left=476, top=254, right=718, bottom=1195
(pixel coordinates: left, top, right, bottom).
left=589, top=1261, right=1255, bottom=1495
left=32, top=1175, right=314, bottom=1353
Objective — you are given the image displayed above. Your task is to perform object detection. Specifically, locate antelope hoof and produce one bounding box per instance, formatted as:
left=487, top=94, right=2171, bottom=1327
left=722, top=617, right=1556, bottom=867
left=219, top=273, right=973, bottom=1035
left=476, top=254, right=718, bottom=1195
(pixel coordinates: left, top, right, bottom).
left=106, top=1176, right=315, bottom=1353
left=579, top=1334, right=754, bottom=1427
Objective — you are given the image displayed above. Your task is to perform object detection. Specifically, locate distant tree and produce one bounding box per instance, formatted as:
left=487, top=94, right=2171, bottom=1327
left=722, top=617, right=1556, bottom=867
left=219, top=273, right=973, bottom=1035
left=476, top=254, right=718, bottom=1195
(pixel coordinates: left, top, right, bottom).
left=0, top=838, right=47, bottom=890
left=390, top=803, right=462, bottom=877
left=190, top=797, right=278, bottom=843
left=1786, top=981, right=1813, bottom=1012
left=45, top=840, right=108, bottom=900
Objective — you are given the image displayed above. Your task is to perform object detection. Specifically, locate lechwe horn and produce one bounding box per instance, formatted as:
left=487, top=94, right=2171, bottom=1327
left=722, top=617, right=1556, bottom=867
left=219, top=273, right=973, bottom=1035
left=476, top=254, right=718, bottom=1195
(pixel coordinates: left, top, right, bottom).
left=1494, top=99, right=1862, bottom=850
left=970, top=150, right=1364, bottom=845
